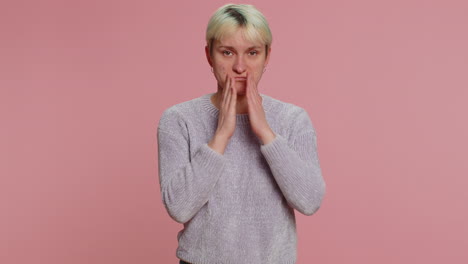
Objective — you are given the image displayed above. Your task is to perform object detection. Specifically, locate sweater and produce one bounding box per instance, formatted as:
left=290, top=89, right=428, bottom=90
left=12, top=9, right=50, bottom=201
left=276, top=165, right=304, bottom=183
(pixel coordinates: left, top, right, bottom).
left=157, top=92, right=326, bottom=264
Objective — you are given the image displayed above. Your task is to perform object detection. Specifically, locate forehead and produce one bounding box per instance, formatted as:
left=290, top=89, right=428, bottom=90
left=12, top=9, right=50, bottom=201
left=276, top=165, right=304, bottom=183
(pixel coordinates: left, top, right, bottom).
left=214, top=28, right=264, bottom=49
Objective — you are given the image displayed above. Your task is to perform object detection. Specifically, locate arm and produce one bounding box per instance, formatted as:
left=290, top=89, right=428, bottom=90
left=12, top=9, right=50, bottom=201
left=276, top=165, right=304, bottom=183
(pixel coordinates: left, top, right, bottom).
left=260, top=110, right=326, bottom=216
left=157, top=111, right=226, bottom=224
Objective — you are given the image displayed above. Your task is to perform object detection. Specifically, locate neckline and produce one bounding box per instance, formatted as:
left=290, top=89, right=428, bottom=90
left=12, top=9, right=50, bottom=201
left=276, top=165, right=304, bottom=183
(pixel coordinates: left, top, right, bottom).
left=200, top=92, right=272, bottom=125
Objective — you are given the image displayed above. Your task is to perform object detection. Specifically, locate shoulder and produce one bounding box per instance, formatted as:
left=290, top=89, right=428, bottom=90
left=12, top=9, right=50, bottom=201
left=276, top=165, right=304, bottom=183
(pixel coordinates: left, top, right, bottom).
left=264, top=94, right=307, bottom=116
left=158, top=95, right=203, bottom=132
left=263, top=94, right=315, bottom=133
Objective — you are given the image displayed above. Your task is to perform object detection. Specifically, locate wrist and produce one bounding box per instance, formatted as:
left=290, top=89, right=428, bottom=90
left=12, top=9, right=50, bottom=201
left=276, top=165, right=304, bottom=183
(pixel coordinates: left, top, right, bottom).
left=259, top=129, right=276, bottom=145
left=208, top=132, right=230, bottom=154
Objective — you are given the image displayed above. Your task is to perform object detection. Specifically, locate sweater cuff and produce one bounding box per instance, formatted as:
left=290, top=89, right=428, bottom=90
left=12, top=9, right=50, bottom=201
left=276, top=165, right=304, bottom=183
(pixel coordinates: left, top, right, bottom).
left=259, top=133, right=290, bottom=164
left=194, top=143, right=226, bottom=175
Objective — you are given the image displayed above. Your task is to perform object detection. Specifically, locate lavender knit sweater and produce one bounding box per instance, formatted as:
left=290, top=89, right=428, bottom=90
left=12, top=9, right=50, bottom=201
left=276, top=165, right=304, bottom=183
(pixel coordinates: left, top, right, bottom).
left=157, top=92, right=326, bottom=264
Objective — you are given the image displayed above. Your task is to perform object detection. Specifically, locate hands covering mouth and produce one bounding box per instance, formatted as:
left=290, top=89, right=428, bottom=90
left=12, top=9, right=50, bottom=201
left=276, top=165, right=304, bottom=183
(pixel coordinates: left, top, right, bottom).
left=216, top=71, right=276, bottom=145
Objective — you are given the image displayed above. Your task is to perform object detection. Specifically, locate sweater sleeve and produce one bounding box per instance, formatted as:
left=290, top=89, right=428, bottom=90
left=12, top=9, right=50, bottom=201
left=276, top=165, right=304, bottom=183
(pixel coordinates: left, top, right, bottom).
left=260, top=109, right=326, bottom=216
left=157, top=109, right=226, bottom=224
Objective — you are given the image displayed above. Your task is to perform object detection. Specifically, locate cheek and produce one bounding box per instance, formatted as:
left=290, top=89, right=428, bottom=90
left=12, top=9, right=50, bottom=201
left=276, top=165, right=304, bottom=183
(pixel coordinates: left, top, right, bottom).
left=214, top=64, right=226, bottom=74
left=218, top=67, right=226, bottom=78
left=214, top=67, right=227, bottom=85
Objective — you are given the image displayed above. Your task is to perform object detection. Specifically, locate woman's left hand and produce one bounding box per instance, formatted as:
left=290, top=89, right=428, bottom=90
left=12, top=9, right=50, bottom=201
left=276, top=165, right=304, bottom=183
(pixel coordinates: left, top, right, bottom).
left=246, top=71, right=276, bottom=145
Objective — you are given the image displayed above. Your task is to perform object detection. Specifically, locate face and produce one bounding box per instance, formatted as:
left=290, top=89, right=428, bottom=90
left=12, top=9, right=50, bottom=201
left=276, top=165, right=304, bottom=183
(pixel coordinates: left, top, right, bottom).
left=206, top=28, right=271, bottom=95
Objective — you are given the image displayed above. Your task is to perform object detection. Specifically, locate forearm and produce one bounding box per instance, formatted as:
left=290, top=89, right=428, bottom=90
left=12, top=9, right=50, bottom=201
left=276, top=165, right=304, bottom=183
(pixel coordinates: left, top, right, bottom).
left=260, top=132, right=326, bottom=215
left=208, top=132, right=230, bottom=155
left=159, top=130, right=226, bottom=223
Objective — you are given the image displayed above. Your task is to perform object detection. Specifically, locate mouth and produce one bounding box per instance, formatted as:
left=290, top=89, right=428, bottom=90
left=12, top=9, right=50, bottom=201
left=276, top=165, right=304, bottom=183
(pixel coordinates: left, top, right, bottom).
left=235, top=77, right=247, bottom=81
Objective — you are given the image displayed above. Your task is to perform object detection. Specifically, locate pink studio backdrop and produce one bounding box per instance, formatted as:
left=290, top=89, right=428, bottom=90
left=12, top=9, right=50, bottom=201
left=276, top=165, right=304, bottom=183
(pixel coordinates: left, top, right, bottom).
left=1, top=0, right=467, bottom=263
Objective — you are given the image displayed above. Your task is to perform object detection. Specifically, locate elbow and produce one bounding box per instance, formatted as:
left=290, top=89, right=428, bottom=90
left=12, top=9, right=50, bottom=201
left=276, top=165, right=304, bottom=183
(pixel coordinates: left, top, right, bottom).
left=161, top=190, right=193, bottom=224
left=298, top=181, right=326, bottom=216
left=169, top=210, right=192, bottom=224
left=301, top=205, right=320, bottom=216
left=301, top=200, right=323, bottom=216
left=298, top=200, right=322, bottom=216
left=164, top=200, right=193, bottom=224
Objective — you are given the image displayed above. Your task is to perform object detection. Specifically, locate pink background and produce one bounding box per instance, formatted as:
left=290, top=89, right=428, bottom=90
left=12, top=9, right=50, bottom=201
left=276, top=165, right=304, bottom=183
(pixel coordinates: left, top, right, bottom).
left=2, top=0, right=467, bottom=263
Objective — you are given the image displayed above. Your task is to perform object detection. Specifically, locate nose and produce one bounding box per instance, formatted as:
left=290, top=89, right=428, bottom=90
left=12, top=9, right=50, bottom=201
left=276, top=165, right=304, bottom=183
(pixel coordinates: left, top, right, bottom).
left=232, top=55, right=246, bottom=74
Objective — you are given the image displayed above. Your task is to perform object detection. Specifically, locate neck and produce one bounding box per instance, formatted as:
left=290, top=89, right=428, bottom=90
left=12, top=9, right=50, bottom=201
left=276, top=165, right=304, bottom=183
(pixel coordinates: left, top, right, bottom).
left=212, top=89, right=250, bottom=114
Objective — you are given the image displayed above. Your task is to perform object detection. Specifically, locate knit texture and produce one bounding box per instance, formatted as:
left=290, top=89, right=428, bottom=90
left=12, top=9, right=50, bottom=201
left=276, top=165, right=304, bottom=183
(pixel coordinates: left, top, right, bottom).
left=157, top=92, right=326, bottom=264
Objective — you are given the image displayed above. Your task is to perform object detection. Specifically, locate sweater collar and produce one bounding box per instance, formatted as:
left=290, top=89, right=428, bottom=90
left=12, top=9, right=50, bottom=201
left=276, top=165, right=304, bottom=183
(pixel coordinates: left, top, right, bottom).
left=200, top=92, right=272, bottom=125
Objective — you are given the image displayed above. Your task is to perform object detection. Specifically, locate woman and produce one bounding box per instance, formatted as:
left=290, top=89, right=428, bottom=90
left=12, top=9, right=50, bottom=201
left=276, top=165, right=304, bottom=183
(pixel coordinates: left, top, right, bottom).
left=157, top=4, right=326, bottom=264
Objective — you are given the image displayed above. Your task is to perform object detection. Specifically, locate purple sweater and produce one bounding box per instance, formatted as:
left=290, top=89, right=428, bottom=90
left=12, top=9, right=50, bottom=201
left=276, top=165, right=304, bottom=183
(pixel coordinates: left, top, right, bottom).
left=157, top=92, right=326, bottom=264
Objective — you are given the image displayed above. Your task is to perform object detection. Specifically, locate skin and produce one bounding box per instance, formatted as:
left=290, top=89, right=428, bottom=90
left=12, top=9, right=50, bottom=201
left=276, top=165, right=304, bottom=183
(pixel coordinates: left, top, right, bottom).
left=205, top=27, right=276, bottom=154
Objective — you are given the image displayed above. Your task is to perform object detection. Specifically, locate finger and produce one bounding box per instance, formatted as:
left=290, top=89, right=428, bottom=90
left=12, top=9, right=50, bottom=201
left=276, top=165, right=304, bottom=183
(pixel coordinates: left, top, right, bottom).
left=251, top=71, right=260, bottom=104
left=231, top=77, right=237, bottom=108
left=224, top=73, right=229, bottom=95
left=247, top=71, right=256, bottom=105
left=246, top=71, right=252, bottom=100
left=224, top=80, right=232, bottom=113
left=229, top=76, right=236, bottom=112
left=222, top=74, right=230, bottom=107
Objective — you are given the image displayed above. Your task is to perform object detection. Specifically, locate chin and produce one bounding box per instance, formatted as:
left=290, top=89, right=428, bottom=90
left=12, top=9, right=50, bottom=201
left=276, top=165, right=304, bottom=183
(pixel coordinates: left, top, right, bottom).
left=235, top=84, right=246, bottom=91
left=235, top=87, right=246, bottom=95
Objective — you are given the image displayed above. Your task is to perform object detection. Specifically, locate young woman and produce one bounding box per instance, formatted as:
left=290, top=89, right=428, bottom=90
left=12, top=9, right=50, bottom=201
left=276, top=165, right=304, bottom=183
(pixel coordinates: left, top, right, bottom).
left=157, top=4, right=326, bottom=264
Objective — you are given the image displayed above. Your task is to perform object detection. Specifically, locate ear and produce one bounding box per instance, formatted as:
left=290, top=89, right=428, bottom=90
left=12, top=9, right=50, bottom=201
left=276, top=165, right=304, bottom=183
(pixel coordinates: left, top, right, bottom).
left=205, top=45, right=213, bottom=67
left=264, top=46, right=272, bottom=67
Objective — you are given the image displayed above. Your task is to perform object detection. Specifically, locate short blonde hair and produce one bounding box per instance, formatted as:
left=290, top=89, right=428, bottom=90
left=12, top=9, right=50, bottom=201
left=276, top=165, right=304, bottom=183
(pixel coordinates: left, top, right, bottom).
left=206, top=4, right=273, bottom=57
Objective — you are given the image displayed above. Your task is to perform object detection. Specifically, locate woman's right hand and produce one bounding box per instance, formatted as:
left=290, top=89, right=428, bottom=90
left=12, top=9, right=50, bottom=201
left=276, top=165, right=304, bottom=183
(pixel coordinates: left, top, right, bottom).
left=216, top=74, right=237, bottom=139
left=208, top=74, right=237, bottom=154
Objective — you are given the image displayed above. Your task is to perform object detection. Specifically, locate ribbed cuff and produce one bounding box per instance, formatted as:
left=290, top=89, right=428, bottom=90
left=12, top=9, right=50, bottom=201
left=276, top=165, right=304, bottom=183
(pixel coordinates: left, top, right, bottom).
left=177, top=252, right=297, bottom=264
left=259, top=133, right=290, bottom=164
left=193, top=143, right=226, bottom=175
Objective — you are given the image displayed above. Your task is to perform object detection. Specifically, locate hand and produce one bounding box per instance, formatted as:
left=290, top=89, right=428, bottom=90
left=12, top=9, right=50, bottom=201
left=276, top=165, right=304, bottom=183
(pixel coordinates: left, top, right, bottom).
left=208, top=74, right=238, bottom=154
left=215, top=73, right=237, bottom=140
left=245, top=71, right=276, bottom=145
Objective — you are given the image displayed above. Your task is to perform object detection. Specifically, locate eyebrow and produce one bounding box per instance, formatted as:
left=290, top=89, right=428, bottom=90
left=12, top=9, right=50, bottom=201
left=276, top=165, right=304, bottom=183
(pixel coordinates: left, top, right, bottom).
left=218, top=45, right=263, bottom=50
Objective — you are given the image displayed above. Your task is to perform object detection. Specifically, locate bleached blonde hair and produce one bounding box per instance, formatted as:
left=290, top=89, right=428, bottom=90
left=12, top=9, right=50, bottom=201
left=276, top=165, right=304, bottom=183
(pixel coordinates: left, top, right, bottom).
left=206, top=4, right=273, bottom=57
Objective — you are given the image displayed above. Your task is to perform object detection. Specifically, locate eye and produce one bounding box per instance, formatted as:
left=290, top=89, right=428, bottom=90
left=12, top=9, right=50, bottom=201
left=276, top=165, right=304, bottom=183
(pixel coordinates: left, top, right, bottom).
left=223, top=50, right=233, bottom=56
left=249, top=50, right=258, bottom=56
